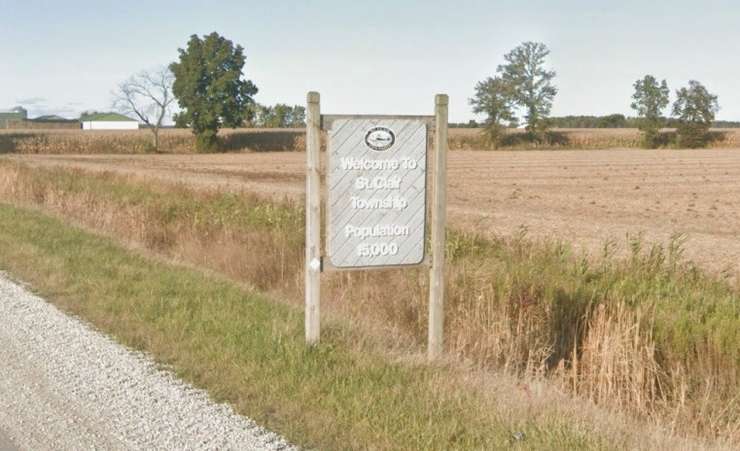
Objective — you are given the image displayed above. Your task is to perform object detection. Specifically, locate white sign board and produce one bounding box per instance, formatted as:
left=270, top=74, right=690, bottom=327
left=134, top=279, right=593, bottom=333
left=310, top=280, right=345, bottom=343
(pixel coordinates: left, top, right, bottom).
left=326, top=117, right=428, bottom=269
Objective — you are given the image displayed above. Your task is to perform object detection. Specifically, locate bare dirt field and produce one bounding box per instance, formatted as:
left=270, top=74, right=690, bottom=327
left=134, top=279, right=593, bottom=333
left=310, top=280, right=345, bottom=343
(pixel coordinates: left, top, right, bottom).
left=5, top=149, right=740, bottom=275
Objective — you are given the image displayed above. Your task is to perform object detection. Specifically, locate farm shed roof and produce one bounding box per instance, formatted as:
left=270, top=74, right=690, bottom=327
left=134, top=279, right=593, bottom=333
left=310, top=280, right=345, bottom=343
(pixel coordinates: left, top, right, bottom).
left=80, top=112, right=137, bottom=122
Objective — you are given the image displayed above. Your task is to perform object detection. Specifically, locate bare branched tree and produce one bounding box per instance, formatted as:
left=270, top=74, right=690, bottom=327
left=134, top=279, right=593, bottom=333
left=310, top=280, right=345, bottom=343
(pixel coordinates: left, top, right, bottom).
left=113, top=67, right=175, bottom=150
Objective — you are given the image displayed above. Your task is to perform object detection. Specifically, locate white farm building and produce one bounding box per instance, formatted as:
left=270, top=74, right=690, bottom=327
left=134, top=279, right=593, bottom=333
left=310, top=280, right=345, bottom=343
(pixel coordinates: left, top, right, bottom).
left=81, top=112, right=139, bottom=130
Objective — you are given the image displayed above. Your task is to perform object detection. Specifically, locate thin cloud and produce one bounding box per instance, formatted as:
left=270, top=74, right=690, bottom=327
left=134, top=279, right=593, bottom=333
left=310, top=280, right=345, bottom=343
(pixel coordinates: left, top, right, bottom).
left=15, top=97, right=47, bottom=106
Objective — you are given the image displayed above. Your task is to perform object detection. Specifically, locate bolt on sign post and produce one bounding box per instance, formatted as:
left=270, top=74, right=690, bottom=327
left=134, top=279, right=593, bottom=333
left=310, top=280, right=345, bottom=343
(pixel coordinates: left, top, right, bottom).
left=304, top=92, right=449, bottom=360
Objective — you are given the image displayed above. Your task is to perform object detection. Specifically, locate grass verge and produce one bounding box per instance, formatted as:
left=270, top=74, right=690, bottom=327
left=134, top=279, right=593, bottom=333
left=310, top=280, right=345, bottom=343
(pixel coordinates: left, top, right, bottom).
left=0, top=203, right=610, bottom=450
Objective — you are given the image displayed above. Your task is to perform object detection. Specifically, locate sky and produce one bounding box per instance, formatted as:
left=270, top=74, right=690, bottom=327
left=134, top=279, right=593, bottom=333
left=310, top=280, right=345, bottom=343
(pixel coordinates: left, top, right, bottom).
left=2, top=0, right=739, bottom=123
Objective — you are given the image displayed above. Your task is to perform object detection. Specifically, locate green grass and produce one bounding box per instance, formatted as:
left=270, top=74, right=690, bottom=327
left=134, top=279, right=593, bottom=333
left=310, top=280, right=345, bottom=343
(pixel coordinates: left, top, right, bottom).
left=0, top=203, right=609, bottom=450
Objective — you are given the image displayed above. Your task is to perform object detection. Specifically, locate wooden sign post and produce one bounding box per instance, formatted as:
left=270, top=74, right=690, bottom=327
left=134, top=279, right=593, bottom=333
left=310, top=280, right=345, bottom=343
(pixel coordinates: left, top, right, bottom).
left=304, top=92, right=448, bottom=360
left=305, top=92, right=321, bottom=345
left=428, top=94, right=448, bottom=359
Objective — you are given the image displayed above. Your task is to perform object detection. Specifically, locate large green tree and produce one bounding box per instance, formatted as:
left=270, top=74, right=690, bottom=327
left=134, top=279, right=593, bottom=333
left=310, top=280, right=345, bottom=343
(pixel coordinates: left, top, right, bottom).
left=672, top=80, right=719, bottom=148
left=630, top=75, right=669, bottom=148
left=469, top=76, right=516, bottom=147
left=497, top=41, right=558, bottom=135
left=170, top=32, right=258, bottom=151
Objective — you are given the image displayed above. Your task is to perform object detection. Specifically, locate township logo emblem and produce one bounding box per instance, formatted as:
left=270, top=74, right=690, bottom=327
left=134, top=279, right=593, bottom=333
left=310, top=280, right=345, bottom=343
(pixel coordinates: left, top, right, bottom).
left=364, top=126, right=395, bottom=151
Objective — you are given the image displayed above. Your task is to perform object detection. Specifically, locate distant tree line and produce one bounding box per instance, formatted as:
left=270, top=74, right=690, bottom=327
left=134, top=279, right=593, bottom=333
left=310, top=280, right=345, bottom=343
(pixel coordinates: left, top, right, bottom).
left=546, top=115, right=740, bottom=129
left=449, top=120, right=481, bottom=128
left=174, top=102, right=306, bottom=129
left=454, top=116, right=740, bottom=129
left=546, top=115, right=630, bottom=128
left=471, top=42, right=726, bottom=149
left=246, top=103, right=306, bottom=128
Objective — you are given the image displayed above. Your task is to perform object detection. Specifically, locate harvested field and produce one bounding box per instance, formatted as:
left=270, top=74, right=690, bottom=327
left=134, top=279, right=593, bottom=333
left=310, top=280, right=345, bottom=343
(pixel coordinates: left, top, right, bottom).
left=7, top=148, right=740, bottom=276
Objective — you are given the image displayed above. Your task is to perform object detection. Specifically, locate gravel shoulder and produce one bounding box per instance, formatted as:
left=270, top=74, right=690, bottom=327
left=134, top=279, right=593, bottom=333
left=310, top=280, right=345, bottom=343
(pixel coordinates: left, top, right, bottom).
left=0, top=272, right=294, bottom=451
left=0, top=429, right=18, bottom=451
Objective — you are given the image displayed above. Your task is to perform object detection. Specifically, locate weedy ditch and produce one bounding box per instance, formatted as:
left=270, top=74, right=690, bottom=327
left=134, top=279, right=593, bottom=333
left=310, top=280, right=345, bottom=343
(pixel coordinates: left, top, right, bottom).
left=0, top=160, right=737, bottom=446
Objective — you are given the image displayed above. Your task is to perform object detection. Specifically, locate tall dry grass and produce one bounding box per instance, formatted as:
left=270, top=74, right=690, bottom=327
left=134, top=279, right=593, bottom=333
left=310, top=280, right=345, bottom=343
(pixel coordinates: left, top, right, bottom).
left=3, top=127, right=739, bottom=154
left=0, top=128, right=305, bottom=154
left=0, top=161, right=737, bottom=446
left=449, top=127, right=740, bottom=150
